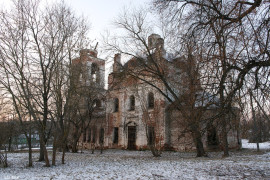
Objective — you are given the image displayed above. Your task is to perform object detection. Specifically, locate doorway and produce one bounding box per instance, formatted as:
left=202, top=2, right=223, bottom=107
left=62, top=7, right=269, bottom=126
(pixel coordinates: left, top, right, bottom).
left=128, top=126, right=136, bottom=150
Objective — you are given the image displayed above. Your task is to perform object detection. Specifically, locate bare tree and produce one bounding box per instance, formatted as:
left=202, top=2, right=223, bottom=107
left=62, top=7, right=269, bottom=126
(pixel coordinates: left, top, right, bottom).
left=153, top=0, right=270, bottom=157
left=47, top=2, right=90, bottom=165
left=0, top=0, right=90, bottom=167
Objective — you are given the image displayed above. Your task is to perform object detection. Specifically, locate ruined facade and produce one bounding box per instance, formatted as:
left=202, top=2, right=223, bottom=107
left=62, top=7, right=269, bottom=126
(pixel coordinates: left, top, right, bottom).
left=75, top=34, right=241, bottom=152
left=71, top=49, right=106, bottom=151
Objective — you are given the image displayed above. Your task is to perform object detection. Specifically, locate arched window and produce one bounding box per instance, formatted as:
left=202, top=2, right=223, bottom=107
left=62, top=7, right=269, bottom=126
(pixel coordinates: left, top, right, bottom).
left=129, top=95, right=135, bottom=111
left=91, top=63, right=99, bottom=83
left=148, top=92, right=154, bottom=108
left=114, top=98, right=119, bottom=112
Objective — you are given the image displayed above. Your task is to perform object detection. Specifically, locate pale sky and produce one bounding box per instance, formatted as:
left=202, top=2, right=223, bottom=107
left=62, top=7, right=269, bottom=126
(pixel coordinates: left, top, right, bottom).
left=65, top=0, right=151, bottom=40
left=0, top=0, right=151, bottom=42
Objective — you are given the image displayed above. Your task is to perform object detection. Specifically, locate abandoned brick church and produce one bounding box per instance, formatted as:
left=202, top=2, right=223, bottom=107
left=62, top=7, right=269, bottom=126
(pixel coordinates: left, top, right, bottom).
left=74, top=34, right=241, bottom=152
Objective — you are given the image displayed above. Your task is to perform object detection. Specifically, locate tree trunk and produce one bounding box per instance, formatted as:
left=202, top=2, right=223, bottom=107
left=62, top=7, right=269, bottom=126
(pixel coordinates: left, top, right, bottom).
left=71, top=140, right=78, bottom=153
left=40, top=135, right=50, bottom=167
left=189, top=121, right=207, bottom=157
left=256, top=142, right=260, bottom=152
left=221, top=116, right=229, bottom=157
left=149, top=145, right=161, bottom=157
left=191, top=129, right=207, bottom=157
left=52, top=146, right=57, bottom=166
left=27, top=139, right=33, bottom=167
left=39, top=138, right=45, bottom=161
left=8, top=137, right=12, bottom=152
left=1, top=146, right=8, bottom=168
left=91, top=142, right=95, bottom=154
left=100, top=143, right=104, bottom=154
left=43, top=145, right=50, bottom=167
left=52, top=136, right=58, bottom=166
left=71, top=128, right=80, bottom=153
left=62, top=146, right=66, bottom=164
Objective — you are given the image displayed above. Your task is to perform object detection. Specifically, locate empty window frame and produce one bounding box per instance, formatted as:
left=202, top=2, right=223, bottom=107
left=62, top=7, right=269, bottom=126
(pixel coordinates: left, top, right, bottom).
left=148, top=92, right=154, bottom=108
left=114, top=98, right=119, bottom=112
left=129, top=95, right=135, bottom=111
left=91, top=63, right=99, bottom=83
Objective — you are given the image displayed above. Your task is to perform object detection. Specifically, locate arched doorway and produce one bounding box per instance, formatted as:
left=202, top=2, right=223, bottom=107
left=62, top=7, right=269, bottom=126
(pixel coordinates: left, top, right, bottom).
left=128, top=126, right=136, bottom=150
left=125, top=121, right=137, bottom=150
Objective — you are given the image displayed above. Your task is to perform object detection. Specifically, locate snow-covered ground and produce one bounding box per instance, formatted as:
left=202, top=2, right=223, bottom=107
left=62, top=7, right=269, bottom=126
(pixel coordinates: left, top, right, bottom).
left=1, top=140, right=270, bottom=180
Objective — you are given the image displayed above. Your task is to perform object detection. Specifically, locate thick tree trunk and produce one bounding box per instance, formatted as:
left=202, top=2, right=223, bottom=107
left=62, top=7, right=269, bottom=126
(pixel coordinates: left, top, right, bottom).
left=221, top=117, right=229, bottom=157
left=40, top=135, right=50, bottom=167
left=39, top=138, right=45, bottom=161
left=71, top=128, right=80, bottom=153
left=191, top=129, right=207, bottom=157
left=43, top=145, right=50, bottom=167
left=52, top=146, right=57, bottom=166
left=62, top=146, right=66, bottom=164
left=189, top=121, right=207, bottom=157
left=222, top=133, right=229, bottom=157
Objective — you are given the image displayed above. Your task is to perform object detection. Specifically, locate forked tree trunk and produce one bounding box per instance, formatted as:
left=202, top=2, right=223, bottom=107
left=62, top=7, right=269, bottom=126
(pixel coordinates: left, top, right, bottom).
left=189, top=121, right=207, bottom=157
left=40, top=135, right=50, bottom=167
left=191, top=129, right=207, bottom=157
